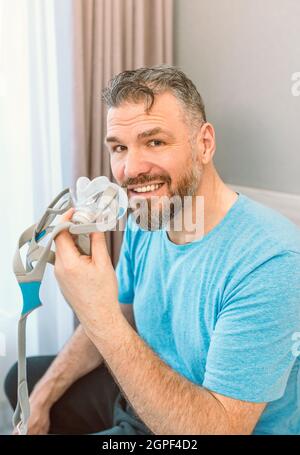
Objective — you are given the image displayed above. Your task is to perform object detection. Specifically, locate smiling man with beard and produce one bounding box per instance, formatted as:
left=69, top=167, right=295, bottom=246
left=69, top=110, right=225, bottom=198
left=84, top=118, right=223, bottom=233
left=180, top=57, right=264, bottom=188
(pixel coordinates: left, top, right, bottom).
left=5, top=65, right=300, bottom=435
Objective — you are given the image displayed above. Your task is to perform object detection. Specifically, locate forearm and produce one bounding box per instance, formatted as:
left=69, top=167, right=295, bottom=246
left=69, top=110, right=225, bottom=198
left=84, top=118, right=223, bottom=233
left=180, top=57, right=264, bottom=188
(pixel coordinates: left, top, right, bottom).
left=87, top=316, right=230, bottom=435
left=30, top=324, right=103, bottom=407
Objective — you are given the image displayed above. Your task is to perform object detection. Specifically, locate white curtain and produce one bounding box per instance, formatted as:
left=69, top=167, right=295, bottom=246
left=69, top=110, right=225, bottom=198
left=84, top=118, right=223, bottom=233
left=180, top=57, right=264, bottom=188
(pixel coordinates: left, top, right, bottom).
left=0, top=0, right=74, bottom=428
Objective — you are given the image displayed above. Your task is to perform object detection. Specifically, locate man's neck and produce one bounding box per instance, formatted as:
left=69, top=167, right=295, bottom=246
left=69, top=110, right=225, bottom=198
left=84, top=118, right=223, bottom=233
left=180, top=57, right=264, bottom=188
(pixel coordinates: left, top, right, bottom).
left=167, top=165, right=238, bottom=245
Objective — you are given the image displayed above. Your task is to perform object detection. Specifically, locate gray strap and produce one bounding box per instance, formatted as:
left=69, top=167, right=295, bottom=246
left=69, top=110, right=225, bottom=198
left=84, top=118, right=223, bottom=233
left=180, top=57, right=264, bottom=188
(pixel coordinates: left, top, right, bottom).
left=35, top=188, right=72, bottom=234
left=12, top=221, right=73, bottom=435
left=12, top=185, right=120, bottom=434
left=12, top=317, right=29, bottom=435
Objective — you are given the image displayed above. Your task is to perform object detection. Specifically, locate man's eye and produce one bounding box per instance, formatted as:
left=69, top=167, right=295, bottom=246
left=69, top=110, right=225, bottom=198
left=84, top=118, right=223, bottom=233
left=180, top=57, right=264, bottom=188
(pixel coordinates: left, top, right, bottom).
left=112, top=145, right=127, bottom=153
left=148, top=139, right=165, bottom=147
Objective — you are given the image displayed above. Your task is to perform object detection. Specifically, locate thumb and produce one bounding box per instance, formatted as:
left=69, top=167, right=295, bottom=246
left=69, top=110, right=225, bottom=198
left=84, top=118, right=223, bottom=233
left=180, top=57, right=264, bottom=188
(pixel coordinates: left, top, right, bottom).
left=90, top=232, right=110, bottom=264
left=61, top=207, right=75, bottom=222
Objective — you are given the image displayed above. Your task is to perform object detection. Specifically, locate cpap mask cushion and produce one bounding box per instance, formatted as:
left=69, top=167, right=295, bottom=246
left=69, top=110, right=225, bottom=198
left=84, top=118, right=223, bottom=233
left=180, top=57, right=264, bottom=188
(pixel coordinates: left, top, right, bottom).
left=72, top=176, right=127, bottom=225
left=70, top=176, right=128, bottom=254
left=12, top=176, right=128, bottom=435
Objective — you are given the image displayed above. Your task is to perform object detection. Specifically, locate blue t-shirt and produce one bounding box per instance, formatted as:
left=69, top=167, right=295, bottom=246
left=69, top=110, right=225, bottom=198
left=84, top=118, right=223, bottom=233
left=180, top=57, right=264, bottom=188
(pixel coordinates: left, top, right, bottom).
left=116, top=192, right=300, bottom=434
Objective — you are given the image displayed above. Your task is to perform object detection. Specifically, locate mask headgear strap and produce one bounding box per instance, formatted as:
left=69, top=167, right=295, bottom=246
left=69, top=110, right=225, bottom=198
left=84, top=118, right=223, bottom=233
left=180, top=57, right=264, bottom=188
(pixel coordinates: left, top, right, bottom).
left=12, top=189, right=73, bottom=435
left=12, top=184, right=122, bottom=434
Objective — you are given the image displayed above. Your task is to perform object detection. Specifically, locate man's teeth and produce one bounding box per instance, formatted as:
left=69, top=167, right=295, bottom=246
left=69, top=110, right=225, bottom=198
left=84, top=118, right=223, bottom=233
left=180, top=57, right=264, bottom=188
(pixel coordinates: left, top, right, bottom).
left=133, top=183, right=163, bottom=193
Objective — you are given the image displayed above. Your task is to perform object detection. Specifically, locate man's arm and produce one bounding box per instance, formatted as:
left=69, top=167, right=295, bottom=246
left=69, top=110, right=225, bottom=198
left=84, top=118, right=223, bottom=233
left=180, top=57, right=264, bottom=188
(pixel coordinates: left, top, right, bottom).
left=89, top=316, right=266, bottom=435
left=29, top=303, right=135, bottom=409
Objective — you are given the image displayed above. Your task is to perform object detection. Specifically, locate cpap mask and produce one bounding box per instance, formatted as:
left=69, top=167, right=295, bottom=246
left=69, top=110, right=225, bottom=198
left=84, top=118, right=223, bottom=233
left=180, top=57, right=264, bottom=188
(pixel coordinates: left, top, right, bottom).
left=12, top=176, right=128, bottom=435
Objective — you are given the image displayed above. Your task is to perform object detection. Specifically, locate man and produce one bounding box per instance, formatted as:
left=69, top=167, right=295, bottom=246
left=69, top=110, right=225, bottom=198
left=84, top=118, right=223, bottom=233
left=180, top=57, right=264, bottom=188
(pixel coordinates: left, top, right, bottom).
left=5, top=65, right=300, bottom=435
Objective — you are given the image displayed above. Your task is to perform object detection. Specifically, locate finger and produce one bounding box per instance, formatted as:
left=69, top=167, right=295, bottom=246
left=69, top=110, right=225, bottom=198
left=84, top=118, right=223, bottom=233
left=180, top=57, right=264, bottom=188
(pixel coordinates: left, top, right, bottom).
left=54, top=208, right=80, bottom=262
left=60, top=207, right=75, bottom=223
left=54, top=227, right=81, bottom=263
left=90, top=232, right=110, bottom=265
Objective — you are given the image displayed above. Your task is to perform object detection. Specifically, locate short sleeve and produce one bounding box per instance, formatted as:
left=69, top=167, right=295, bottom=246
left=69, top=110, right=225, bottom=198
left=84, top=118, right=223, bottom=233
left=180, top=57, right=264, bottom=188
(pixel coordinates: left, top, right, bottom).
left=115, top=217, right=134, bottom=304
left=202, top=251, right=300, bottom=402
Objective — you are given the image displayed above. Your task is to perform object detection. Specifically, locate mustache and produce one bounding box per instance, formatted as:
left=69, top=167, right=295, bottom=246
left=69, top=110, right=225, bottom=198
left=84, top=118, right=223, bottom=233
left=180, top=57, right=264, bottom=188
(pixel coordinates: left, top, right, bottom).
left=122, top=175, right=171, bottom=188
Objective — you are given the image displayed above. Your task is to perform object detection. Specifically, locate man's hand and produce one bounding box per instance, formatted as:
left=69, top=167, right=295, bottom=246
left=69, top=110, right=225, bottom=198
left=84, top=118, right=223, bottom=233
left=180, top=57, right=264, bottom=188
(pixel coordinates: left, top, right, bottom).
left=12, top=396, right=51, bottom=435
left=26, top=396, right=51, bottom=435
left=54, top=208, right=121, bottom=340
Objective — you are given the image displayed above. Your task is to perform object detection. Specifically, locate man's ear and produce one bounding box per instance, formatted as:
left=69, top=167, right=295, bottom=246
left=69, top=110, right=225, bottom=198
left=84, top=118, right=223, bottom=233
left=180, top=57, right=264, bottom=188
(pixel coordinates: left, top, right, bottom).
left=197, top=123, right=216, bottom=164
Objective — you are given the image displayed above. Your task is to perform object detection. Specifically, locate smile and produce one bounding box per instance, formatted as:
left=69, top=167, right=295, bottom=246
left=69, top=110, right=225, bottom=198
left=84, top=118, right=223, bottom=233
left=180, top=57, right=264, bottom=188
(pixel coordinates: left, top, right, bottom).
left=128, top=182, right=165, bottom=196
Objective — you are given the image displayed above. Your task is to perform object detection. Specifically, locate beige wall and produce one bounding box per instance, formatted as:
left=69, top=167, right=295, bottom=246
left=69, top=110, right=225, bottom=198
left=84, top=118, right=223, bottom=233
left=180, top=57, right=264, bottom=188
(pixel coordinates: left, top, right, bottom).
left=174, top=0, right=300, bottom=194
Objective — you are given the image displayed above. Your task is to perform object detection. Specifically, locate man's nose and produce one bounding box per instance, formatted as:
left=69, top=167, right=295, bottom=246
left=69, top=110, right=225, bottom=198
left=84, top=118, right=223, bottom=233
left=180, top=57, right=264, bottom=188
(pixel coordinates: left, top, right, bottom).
left=123, top=148, right=152, bottom=180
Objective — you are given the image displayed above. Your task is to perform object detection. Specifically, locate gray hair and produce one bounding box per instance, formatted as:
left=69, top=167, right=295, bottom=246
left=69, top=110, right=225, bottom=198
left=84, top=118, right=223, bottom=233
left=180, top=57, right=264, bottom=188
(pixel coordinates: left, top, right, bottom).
left=102, top=65, right=207, bottom=130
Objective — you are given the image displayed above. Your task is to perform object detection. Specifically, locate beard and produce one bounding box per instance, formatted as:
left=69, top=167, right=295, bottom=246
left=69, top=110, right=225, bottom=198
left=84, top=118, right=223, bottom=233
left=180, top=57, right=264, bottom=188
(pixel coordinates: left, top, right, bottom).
left=128, top=153, right=203, bottom=231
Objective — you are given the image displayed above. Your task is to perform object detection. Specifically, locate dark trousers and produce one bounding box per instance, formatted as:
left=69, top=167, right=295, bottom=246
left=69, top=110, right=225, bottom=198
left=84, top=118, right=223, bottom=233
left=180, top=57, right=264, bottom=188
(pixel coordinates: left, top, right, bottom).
left=4, top=356, right=153, bottom=435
